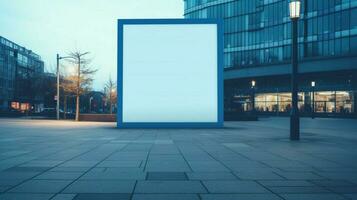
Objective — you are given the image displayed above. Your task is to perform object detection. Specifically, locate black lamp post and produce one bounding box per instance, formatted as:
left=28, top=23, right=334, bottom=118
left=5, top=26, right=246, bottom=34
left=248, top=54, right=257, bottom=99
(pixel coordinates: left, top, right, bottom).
left=311, top=81, right=315, bottom=119
left=56, top=54, right=71, bottom=120
left=289, top=0, right=301, bottom=140
left=251, top=80, right=256, bottom=115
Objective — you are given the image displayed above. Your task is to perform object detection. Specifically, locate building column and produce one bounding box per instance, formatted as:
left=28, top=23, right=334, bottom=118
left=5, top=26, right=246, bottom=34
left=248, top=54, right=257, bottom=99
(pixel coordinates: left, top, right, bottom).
left=304, top=91, right=311, bottom=114
left=354, top=91, right=357, bottom=117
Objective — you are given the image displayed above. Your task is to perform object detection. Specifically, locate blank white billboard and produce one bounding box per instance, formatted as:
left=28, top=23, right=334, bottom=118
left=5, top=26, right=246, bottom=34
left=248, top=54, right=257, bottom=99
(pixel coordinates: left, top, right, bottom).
left=118, top=19, right=223, bottom=128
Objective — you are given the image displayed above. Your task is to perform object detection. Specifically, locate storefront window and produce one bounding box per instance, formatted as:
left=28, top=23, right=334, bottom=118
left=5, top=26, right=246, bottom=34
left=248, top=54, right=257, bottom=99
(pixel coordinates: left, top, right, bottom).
left=20, top=103, right=30, bottom=111
left=255, top=93, right=305, bottom=113
left=314, top=91, right=335, bottom=113
left=335, top=91, right=353, bottom=113
left=278, top=93, right=291, bottom=112
left=11, top=102, right=19, bottom=110
left=253, top=91, right=356, bottom=114
left=255, top=93, right=278, bottom=112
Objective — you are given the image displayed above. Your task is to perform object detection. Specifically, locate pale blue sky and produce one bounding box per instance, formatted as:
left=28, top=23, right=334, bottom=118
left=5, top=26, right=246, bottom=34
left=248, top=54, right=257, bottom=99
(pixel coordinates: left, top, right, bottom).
left=0, top=0, right=184, bottom=90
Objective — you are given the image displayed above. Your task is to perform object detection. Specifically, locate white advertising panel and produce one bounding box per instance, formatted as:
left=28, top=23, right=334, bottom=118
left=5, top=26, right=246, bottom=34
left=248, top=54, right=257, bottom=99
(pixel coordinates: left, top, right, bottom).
left=118, top=19, right=223, bottom=128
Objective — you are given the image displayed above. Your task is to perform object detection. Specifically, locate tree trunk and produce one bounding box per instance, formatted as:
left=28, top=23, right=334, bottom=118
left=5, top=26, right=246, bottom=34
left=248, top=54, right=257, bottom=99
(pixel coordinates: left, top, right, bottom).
left=64, top=95, right=67, bottom=119
left=76, top=95, right=80, bottom=121
left=109, top=94, right=112, bottom=114
left=75, top=57, right=81, bottom=121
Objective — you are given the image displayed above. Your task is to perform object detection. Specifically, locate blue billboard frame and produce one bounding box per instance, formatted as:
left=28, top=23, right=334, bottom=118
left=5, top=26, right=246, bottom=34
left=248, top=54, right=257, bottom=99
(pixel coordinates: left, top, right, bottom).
left=117, top=19, right=224, bottom=128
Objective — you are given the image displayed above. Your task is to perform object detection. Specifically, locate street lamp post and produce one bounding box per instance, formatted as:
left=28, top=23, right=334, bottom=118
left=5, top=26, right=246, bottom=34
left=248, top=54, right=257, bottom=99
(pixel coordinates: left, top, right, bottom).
left=311, top=81, right=315, bottom=119
left=251, top=80, right=256, bottom=115
left=56, top=54, right=72, bottom=120
left=289, top=0, right=301, bottom=140
left=56, top=54, right=60, bottom=120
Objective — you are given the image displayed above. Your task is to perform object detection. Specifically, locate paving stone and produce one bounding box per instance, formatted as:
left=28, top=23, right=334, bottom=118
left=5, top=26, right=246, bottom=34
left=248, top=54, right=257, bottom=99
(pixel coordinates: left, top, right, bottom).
left=80, top=170, right=146, bottom=180
left=50, top=167, right=90, bottom=172
left=316, top=172, right=357, bottom=180
left=148, top=155, right=185, bottom=162
left=0, top=179, right=24, bottom=187
left=262, top=160, right=310, bottom=168
left=234, top=171, right=284, bottom=180
left=269, top=186, right=331, bottom=194
left=5, top=166, right=51, bottom=172
left=343, top=194, right=357, bottom=199
left=275, top=172, right=325, bottom=180
left=188, top=161, right=229, bottom=172
left=0, top=171, right=40, bottom=180
left=203, top=181, right=271, bottom=193
left=20, top=161, right=63, bottom=167
left=223, top=161, right=272, bottom=171
left=145, top=161, right=191, bottom=172
left=52, top=194, right=77, bottom=200
left=10, top=179, right=71, bottom=193
left=146, top=172, right=187, bottom=180
left=186, top=172, right=237, bottom=180
left=134, top=181, right=207, bottom=193
left=132, top=194, right=200, bottom=200
left=0, top=193, right=53, bottom=200
left=73, top=193, right=131, bottom=200
left=281, top=193, right=346, bottom=200
left=107, top=153, right=147, bottom=161
left=100, top=167, right=145, bottom=173
left=326, top=186, right=357, bottom=193
left=59, top=161, right=98, bottom=167
left=64, top=180, right=135, bottom=193
left=200, top=194, right=282, bottom=200
left=0, top=186, right=11, bottom=192
left=311, top=180, right=356, bottom=187
left=34, top=172, right=83, bottom=180
left=258, top=180, right=315, bottom=187
left=97, top=160, right=142, bottom=167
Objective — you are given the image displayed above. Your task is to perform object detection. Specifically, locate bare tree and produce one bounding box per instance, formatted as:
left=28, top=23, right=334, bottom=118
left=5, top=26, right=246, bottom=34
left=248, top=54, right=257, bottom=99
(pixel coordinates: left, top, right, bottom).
left=67, top=51, right=97, bottom=121
left=105, top=76, right=117, bottom=114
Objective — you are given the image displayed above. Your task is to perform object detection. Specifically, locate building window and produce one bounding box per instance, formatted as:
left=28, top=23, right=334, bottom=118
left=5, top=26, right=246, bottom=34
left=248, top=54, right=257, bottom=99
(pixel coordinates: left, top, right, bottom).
left=11, top=102, right=20, bottom=110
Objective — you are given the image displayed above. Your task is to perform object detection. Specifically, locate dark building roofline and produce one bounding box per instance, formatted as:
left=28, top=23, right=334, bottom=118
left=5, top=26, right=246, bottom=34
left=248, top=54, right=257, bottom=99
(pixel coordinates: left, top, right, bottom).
left=0, top=35, right=42, bottom=60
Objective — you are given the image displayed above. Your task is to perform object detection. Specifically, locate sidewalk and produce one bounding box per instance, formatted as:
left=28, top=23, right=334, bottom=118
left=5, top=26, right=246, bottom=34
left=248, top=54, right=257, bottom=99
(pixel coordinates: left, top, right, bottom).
left=0, top=117, right=356, bottom=200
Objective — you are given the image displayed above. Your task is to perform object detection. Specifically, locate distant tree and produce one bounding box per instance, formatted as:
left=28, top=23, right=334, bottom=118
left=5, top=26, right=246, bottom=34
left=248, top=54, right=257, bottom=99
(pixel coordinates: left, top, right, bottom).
left=104, top=76, right=117, bottom=114
left=66, top=51, right=97, bottom=121
left=60, top=75, right=77, bottom=119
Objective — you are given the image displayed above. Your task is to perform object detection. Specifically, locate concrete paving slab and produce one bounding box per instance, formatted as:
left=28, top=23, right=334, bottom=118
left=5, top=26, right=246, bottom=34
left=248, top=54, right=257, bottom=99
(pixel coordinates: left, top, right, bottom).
left=10, top=180, right=71, bottom=193
left=200, top=194, right=283, bottom=200
left=134, top=181, right=207, bottom=193
left=132, top=194, right=199, bottom=200
left=1, top=118, right=357, bottom=198
left=0, top=193, right=53, bottom=200
left=202, top=181, right=271, bottom=193
left=63, top=180, right=135, bottom=193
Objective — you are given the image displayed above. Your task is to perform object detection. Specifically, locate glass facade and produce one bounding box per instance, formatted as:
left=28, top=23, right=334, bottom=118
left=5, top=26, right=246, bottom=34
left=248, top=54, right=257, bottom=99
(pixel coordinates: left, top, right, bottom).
left=0, top=36, right=44, bottom=112
left=185, top=0, right=357, bottom=117
left=253, top=91, right=354, bottom=114
left=184, top=0, right=357, bottom=69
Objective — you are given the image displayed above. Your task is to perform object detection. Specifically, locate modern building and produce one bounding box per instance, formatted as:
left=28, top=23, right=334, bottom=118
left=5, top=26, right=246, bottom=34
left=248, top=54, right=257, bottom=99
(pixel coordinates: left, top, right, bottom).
left=184, top=0, right=357, bottom=117
left=0, top=36, right=44, bottom=113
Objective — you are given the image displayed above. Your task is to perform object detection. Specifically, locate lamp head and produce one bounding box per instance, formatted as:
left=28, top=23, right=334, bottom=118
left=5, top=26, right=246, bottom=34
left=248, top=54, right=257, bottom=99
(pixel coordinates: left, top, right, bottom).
left=251, top=80, right=256, bottom=88
left=311, top=81, right=315, bottom=87
left=289, top=0, right=301, bottom=19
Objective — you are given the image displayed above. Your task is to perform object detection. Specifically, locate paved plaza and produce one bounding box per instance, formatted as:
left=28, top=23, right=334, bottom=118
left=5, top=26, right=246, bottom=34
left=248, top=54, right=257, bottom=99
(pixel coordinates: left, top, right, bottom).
left=0, top=117, right=356, bottom=200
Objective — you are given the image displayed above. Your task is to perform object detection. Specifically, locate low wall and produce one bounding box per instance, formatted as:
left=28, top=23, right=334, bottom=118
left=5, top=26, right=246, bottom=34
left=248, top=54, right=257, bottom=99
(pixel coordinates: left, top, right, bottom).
left=79, top=114, right=116, bottom=122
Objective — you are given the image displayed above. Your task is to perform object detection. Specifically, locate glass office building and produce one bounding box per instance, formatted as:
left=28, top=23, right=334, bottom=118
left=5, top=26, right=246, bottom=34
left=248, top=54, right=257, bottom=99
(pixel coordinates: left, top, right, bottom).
left=184, top=0, right=357, bottom=117
left=0, top=36, right=44, bottom=112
